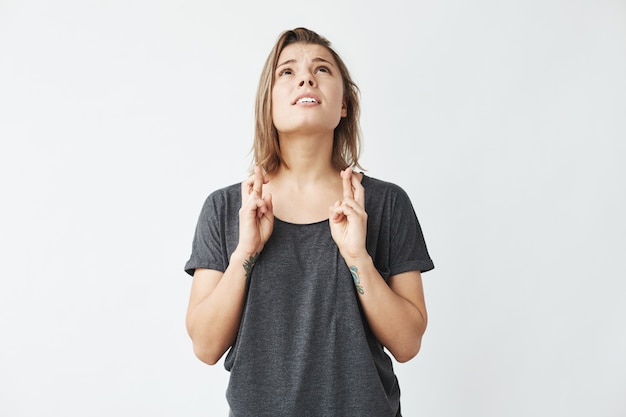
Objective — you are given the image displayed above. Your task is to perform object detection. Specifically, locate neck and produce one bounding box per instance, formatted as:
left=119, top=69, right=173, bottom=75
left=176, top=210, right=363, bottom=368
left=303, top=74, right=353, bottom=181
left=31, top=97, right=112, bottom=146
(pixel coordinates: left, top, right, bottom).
left=273, top=131, right=337, bottom=185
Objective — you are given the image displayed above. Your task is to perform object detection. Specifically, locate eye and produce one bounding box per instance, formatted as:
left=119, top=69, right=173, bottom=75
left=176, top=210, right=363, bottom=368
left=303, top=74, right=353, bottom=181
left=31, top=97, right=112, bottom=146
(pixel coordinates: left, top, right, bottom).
left=278, top=68, right=293, bottom=76
left=315, top=66, right=330, bottom=74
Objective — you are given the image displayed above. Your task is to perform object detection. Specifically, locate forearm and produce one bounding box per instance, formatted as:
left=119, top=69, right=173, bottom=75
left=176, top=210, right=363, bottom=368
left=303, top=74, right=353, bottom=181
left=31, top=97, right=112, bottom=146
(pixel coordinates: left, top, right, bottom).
left=186, top=250, right=257, bottom=365
left=345, top=255, right=427, bottom=363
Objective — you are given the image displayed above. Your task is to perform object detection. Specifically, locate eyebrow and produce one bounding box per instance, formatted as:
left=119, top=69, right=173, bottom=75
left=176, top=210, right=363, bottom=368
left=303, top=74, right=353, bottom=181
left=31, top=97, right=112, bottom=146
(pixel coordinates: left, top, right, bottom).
left=276, top=57, right=335, bottom=69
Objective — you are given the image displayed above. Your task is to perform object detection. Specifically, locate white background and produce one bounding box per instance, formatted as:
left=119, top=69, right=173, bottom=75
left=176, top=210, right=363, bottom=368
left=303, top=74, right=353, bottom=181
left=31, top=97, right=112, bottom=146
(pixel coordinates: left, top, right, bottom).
left=1, top=1, right=625, bottom=416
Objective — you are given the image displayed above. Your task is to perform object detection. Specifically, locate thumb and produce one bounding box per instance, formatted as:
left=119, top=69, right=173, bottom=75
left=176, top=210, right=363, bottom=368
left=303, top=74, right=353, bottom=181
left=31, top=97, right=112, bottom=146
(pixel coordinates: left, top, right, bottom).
left=328, top=201, right=342, bottom=223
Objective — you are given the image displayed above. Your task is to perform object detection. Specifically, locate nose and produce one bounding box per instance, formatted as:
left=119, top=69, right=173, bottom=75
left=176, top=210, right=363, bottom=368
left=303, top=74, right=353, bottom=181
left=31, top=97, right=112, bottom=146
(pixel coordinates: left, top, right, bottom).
left=299, top=77, right=315, bottom=87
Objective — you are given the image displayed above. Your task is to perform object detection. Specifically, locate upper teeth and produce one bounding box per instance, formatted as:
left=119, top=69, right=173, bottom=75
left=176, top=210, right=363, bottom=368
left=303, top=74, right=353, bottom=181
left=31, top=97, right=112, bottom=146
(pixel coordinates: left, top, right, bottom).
left=297, top=97, right=317, bottom=103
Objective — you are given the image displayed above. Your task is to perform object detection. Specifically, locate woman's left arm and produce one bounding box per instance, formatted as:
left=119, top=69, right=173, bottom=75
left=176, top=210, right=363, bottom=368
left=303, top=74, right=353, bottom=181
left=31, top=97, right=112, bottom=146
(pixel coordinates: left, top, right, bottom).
left=329, top=168, right=427, bottom=362
left=344, top=258, right=427, bottom=363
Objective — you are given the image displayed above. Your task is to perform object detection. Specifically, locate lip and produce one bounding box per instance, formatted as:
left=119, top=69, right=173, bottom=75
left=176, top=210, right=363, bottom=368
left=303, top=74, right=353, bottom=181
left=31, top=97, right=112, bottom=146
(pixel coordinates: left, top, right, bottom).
left=292, top=93, right=322, bottom=105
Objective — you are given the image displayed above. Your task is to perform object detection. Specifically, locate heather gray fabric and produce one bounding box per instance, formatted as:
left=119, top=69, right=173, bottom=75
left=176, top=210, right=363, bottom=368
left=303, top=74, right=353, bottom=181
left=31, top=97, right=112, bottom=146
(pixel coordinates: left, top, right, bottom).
left=185, top=175, right=434, bottom=417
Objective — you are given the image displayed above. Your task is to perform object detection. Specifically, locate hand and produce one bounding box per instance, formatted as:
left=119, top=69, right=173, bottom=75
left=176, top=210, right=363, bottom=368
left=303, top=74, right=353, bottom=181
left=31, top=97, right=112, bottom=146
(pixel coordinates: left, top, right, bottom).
left=328, top=168, right=368, bottom=261
left=237, top=166, right=274, bottom=256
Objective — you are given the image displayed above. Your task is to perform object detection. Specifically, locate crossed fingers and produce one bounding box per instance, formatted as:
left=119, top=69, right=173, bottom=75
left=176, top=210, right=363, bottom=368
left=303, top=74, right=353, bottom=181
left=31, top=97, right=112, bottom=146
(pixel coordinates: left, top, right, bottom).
left=244, top=166, right=267, bottom=196
left=242, top=166, right=271, bottom=218
left=340, top=167, right=364, bottom=208
left=329, top=168, right=365, bottom=223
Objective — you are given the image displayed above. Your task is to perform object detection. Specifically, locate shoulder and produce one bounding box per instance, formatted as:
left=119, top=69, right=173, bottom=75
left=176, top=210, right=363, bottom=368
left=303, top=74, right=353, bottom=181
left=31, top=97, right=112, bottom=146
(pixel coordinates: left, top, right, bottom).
left=197, top=182, right=242, bottom=218
left=361, top=174, right=407, bottom=194
left=361, top=174, right=413, bottom=204
left=202, top=182, right=241, bottom=205
left=360, top=173, right=419, bottom=218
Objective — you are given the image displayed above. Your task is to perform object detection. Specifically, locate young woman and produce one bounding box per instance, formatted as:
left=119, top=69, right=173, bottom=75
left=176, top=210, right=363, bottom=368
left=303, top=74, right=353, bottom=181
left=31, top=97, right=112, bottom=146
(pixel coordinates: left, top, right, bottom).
left=184, top=27, right=434, bottom=417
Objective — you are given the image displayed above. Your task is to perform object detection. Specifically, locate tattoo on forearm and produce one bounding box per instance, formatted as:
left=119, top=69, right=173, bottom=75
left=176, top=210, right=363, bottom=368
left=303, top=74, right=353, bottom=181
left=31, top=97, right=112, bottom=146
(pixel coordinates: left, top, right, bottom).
left=243, top=253, right=259, bottom=279
left=349, top=266, right=364, bottom=295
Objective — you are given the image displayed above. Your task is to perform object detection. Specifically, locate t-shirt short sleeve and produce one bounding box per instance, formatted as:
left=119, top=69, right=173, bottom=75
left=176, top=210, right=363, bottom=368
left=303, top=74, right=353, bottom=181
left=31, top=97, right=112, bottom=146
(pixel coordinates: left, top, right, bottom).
left=363, top=175, right=434, bottom=279
left=184, top=184, right=240, bottom=276
left=388, top=184, right=434, bottom=275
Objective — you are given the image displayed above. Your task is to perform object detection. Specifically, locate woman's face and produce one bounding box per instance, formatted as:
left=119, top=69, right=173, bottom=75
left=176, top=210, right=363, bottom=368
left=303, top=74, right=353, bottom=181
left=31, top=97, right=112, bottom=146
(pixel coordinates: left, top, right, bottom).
left=271, top=42, right=347, bottom=138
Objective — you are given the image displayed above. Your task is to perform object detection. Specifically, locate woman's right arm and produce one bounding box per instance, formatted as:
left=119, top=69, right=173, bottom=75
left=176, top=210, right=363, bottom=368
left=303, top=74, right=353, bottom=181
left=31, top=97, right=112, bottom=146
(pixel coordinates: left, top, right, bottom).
left=185, top=167, right=273, bottom=365
left=185, top=250, right=258, bottom=365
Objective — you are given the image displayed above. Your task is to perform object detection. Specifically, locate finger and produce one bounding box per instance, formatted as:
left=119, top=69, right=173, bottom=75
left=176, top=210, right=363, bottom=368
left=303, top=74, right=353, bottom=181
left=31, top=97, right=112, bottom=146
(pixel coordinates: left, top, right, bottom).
left=259, top=193, right=273, bottom=218
left=342, top=168, right=354, bottom=200
left=241, top=174, right=256, bottom=199
left=328, top=201, right=344, bottom=223
left=252, top=166, right=264, bottom=197
left=256, top=199, right=266, bottom=218
left=351, top=173, right=365, bottom=206
left=337, top=200, right=360, bottom=217
left=254, top=194, right=270, bottom=217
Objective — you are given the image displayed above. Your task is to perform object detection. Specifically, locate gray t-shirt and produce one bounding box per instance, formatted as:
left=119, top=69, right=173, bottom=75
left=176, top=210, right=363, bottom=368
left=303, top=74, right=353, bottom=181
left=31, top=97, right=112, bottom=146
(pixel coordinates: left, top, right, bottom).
left=185, top=174, right=434, bottom=417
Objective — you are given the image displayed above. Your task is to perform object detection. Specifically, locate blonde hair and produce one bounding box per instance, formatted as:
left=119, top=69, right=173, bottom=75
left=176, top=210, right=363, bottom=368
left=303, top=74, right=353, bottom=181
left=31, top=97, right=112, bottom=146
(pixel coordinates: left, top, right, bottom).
left=252, top=27, right=362, bottom=174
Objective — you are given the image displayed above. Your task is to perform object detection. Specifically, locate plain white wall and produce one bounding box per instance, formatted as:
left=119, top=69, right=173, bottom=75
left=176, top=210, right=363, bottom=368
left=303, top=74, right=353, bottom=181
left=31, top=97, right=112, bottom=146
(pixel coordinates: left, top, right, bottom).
left=1, top=1, right=625, bottom=416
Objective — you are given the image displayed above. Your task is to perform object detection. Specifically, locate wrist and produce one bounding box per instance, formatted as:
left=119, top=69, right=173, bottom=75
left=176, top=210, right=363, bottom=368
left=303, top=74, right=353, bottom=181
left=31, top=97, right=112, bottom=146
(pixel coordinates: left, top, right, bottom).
left=230, top=249, right=260, bottom=280
left=231, top=248, right=259, bottom=265
left=342, top=252, right=372, bottom=269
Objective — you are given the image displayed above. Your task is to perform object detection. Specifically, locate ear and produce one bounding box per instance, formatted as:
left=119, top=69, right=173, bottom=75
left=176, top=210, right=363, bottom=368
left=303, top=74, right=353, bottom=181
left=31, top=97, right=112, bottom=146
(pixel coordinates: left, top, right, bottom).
left=341, top=98, right=348, bottom=118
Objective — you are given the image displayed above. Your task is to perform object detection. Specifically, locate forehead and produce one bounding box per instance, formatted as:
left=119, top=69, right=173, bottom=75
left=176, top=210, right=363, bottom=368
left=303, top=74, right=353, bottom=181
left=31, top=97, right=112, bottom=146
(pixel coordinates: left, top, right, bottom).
left=276, top=42, right=337, bottom=66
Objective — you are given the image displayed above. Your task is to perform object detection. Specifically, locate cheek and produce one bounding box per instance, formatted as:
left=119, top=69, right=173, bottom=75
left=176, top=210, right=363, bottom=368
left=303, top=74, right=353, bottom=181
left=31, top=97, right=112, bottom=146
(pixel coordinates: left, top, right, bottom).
left=334, top=85, right=347, bottom=115
left=270, top=93, right=288, bottom=128
left=335, top=90, right=345, bottom=106
left=271, top=85, right=288, bottom=107
left=270, top=89, right=282, bottom=118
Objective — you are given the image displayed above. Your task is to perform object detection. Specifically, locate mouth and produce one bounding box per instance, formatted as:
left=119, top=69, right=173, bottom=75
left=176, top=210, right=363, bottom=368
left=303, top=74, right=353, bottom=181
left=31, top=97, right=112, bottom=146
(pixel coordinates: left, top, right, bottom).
left=293, top=95, right=321, bottom=105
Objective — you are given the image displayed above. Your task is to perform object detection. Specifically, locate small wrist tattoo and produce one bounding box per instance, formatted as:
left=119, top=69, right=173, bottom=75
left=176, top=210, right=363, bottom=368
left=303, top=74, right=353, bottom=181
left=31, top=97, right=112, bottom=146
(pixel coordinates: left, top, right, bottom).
left=349, top=265, right=364, bottom=295
left=243, top=253, right=259, bottom=279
